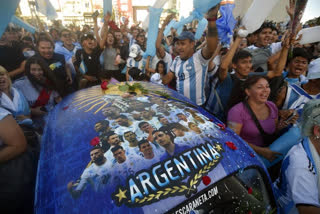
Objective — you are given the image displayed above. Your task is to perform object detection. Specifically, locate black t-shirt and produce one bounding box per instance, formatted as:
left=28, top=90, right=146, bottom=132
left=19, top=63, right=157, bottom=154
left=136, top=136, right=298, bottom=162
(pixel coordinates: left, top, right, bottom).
left=0, top=42, right=25, bottom=80
left=41, top=53, right=67, bottom=81
left=74, top=46, right=103, bottom=77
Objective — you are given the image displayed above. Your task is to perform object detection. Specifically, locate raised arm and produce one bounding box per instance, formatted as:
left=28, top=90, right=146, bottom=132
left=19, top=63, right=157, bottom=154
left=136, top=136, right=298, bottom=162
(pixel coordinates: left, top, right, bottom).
left=145, top=55, right=155, bottom=78
left=218, top=35, right=242, bottom=81
left=99, top=13, right=111, bottom=49
left=201, top=5, right=220, bottom=60
left=267, top=31, right=300, bottom=79
left=93, top=16, right=99, bottom=44
left=156, top=14, right=175, bottom=59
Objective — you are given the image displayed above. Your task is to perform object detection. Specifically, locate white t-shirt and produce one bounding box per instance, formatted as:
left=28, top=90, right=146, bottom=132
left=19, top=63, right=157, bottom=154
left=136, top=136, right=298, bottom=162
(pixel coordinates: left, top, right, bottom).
left=275, top=142, right=320, bottom=213
left=76, top=160, right=112, bottom=192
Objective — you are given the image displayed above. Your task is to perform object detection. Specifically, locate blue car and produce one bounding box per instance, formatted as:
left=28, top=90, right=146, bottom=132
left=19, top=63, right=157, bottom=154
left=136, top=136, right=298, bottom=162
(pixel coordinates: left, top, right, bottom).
left=35, top=82, right=278, bottom=213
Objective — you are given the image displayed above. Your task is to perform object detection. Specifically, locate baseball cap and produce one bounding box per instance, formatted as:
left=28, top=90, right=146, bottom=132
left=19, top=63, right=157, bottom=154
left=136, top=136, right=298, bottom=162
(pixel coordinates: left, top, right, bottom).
left=80, top=33, right=95, bottom=44
left=307, top=58, right=320, bottom=80
left=177, top=31, right=195, bottom=41
left=129, top=44, right=142, bottom=58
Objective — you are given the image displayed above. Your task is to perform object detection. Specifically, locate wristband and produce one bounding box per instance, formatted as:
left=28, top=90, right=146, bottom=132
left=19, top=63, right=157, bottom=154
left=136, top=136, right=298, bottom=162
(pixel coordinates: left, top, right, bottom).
left=207, top=16, right=217, bottom=22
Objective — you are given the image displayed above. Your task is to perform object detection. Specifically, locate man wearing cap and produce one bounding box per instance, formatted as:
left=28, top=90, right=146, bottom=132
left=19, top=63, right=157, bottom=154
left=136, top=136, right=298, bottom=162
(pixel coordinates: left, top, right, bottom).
left=162, top=6, right=220, bottom=106
left=126, top=44, right=146, bottom=81
left=74, top=33, right=103, bottom=88
left=276, top=58, right=320, bottom=113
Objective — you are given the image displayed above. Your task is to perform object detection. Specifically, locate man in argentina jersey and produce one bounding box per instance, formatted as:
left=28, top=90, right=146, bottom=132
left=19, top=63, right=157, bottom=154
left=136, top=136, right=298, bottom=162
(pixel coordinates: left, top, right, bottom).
left=162, top=6, right=220, bottom=106
left=67, top=147, right=112, bottom=198
left=126, top=44, right=146, bottom=81
left=275, top=58, right=320, bottom=114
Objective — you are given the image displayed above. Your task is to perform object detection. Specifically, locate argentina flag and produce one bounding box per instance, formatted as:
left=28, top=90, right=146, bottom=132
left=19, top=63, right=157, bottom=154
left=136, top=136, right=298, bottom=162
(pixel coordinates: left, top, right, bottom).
left=35, top=0, right=58, bottom=20
left=216, top=0, right=237, bottom=45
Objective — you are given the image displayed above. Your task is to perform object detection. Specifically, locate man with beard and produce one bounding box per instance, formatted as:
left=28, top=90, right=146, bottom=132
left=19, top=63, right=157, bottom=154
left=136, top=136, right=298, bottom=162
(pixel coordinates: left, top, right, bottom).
left=37, top=36, right=73, bottom=96
left=123, top=131, right=139, bottom=148
left=114, top=115, right=137, bottom=135
left=67, top=147, right=111, bottom=198
left=141, top=108, right=161, bottom=128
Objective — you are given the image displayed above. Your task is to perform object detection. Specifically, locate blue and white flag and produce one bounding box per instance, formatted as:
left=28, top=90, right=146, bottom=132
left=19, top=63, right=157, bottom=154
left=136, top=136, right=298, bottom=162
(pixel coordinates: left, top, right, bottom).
left=11, top=16, right=36, bottom=34
left=35, top=0, right=58, bottom=20
left=103, top=0, right=112, bottom=15
left=216, top=0, right=237, bottom=45
left=0, top=0, right=20, bottom=38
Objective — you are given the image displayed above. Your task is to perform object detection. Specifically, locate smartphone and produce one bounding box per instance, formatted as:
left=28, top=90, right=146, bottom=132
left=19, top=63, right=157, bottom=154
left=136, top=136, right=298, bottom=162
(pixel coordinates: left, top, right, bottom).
left=92, top=10, right=99, bottom=18
left=285, top=111, right=296, bottom=123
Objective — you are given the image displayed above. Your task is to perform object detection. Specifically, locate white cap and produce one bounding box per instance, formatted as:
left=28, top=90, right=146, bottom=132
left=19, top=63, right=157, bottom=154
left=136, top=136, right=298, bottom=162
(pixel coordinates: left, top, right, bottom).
left=307, top=58, right=320, bottom=80
left=129, top=44, right=142, bottom=58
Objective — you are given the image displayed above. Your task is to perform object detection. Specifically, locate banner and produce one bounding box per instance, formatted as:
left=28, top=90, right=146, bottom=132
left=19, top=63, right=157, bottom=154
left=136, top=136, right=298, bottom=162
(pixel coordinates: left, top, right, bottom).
left=142, top=0, right=169, bottom=30
left=241, top=0, right=280, bottom=33
left=0, top=0, right=20, bottom=38
left=216, top=0, right=237, bottom=45
left=145, top=7, right=163, bottom=57
left=11, top=16, right=36, bottom=34
left=35, top=0, right=58, bottom=20
left=103, top=0, right=112, bottom=15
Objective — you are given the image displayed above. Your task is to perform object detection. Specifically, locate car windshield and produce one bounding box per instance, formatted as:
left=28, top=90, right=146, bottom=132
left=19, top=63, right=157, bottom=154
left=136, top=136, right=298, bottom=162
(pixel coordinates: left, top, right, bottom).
left=167, top=167, right=276, bottom=214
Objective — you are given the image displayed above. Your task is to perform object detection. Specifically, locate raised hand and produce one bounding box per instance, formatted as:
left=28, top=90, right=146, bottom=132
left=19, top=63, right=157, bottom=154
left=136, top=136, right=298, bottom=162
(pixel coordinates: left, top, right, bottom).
left=206, top=3, right=220, bottom=19
left=286, top=0, right=295, bottom=21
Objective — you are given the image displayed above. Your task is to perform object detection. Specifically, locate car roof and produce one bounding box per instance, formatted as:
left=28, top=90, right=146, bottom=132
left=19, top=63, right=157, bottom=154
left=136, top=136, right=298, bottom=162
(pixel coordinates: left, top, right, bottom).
left=35, top=81, right=268, bottom=213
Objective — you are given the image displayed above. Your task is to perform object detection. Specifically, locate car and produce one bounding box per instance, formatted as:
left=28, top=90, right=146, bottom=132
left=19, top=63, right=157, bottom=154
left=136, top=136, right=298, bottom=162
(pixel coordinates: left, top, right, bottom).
left=35, top=81, right=277, bottom=213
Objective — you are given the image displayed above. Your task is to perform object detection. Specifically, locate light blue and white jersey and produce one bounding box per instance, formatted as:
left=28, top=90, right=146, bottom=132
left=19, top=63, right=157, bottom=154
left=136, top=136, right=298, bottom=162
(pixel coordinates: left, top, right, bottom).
left=282, top=71, right=308, bottom=85
left=274, top=140, right=320, bottom=214
left=0, top=87, right=30, bottom=117
left=54, top=44, right=81, bottom=76
left=0, top=107, right=10, bottom=120
left=170, top=49, right=210, bottom=105
left=114, top=121, right=141, bottom=136
left=75, top=160, right=112, bottom=192
left=282, top=84, right=320, bottom=114
left=126, top=57, right=146, bottom=73
left=150, top=52, right=173, bottom=74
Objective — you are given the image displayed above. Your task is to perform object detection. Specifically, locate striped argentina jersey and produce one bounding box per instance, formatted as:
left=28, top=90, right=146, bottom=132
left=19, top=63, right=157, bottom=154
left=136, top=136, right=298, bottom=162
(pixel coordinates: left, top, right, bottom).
left=170, top=49, right=210, bottom=105
left=283, top=84, right=320, bottom=113
left=126, top=57, right=146, bottom=73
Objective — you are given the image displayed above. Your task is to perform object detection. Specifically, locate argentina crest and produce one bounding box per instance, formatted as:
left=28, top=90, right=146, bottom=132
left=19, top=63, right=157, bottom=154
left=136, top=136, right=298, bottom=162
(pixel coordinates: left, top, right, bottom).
left=112, top=141, right=224, bottom=207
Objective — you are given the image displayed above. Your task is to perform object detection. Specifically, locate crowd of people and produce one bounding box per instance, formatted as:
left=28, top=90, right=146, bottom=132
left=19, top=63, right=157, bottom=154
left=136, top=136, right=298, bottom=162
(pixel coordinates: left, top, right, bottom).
left=0, top=1, right=320, bottom=213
